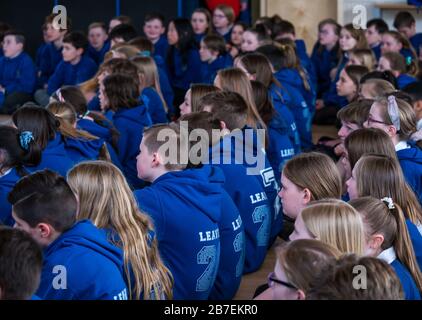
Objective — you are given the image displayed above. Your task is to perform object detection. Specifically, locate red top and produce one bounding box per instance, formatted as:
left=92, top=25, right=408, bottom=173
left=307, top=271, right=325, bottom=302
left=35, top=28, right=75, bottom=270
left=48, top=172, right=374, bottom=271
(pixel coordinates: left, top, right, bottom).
left=205, top=0, right=241, bottom=19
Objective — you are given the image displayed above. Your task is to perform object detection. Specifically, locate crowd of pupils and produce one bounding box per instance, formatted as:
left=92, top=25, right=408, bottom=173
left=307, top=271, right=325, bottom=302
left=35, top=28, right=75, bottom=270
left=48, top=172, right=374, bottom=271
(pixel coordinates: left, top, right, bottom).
left=1, top=5, right=422, bottom=300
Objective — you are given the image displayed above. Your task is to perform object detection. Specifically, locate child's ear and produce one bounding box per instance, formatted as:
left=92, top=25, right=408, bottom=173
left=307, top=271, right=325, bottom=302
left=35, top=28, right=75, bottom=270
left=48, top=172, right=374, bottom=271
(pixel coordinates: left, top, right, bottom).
left=76, top=48, right=84, bottom=56
left=297, top=289, right=306, bottom=300
left=414, top=101, right=422, bottom=113
left=302, top=188, right=312, bottom=205
left=370, top=233, right=384, bottom=250
left=152, top=152, right=162, bottom=167
left=392, top=70, right=400, bottom=78
left=38, top=223, right=53, bottom=239
left=386, top=124, right=398, bottom=138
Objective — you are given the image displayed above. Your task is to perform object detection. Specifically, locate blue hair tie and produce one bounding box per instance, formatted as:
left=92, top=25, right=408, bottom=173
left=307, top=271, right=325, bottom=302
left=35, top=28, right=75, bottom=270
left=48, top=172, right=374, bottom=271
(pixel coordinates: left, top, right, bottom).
left=138, top=50, right=151, bottom=57
left=406, top=56, right=412, bottom=66
left=19, top=131, right=34, bottom=151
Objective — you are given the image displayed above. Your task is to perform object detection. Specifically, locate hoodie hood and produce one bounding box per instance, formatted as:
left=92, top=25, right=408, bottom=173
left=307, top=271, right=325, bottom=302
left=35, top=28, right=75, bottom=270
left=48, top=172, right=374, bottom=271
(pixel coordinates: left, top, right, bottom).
left=77, top=118, right=112, bottom=142
left=275, top=68, right=304, bottom=89
left=269, top=112, right=289, bottom=133
left=113, top=104, right=152, bottom=128
left=397, top=142, right=422, bottom=164
left=64, top=137, right=104, bottom=162
left=153, top=167, right=222, bottom=223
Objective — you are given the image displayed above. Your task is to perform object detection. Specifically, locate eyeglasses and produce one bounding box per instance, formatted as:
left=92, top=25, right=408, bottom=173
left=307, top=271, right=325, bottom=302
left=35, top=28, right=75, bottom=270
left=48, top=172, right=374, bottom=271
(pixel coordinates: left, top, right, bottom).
left=367, top=116, right=389, bottom=126
left=213, top=14, right=226, bottom=19
left=267, top=272, right=298, bottom=290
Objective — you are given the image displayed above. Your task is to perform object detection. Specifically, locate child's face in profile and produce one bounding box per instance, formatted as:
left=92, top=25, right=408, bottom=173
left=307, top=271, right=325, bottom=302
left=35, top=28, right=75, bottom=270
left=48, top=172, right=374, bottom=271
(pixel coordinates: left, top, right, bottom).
left=45, top=23, right=64, bottom=43
left=2, top=35, right=23, bottom=58
left=88, top=27, right=108, bottom=50
left=365, top=25, right=381, bottom=46
left=144, top=19, right=165, bottom=43
left=62, top=43, right=82, bottom=64
left=336, top=70, right=356, bottom=100
left=179, top=89, right=192, bottom=115
left=99, top=82, right=109, bottom=111
left=377, top=57, right=392, bottom=73
left=136, top=140, right=154, bottom=182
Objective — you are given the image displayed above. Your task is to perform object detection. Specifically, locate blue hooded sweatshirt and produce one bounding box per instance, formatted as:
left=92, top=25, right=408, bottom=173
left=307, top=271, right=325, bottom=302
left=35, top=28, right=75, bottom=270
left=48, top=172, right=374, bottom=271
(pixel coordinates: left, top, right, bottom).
left=200, top=54, right=233, bottom=85
left=311, top=43, right=340, bottom=98
left=47, top=55, right=97, bottom=95
left=26, top=133, right=74, bottom=177
left=154, top=35, right=169, bottom=62
left=205, top=165, right=246, bottom=300
left=410, top=33, right=422, bottom=56
left=134, top=166, right=221, bottom=300
left=322, top=54, right=349, bottom=109
left=36, top=43, right=49, bottom=69
left=274, top=70, right=313, bottom=150
left=269, top=85, right=301, bottom=154
left=209, top=128, right=280, bottom=273
left=37, top=42, right=62, bottom=88
left=154, top=55, right=175, bottom=114
left=295, top=39, right=317, bottom=98
left=36, top=220, right=128, bottom=300
left=113, top=104, right=152, bottom=189
left=167, top=47, right=203, bottom=90
left=371, top=43, right=382, bottom=61
left=406, top=219, right=422, bottom=270
left=267, top=112, right=296, bottom=184
left=87, top=93, right=101, bottom=111
left=141, top=87, right=168, bottom=124
left=63, top=136, right=105, bottom=163
left=87, top=40, right=111, bottom=66
left=396, top=142, right=422, bottom=204
left=0, top=168, right=22, bottom=226
left=397, top=74, right=417, bottom=90
left=0, top=52, right=36, bottom=104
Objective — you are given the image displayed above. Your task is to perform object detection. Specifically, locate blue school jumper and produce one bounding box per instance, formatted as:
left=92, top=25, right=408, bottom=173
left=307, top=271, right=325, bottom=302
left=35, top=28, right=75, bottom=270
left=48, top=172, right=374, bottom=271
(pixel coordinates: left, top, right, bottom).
left=36, top=220, right=128, bottom=300
left=405, top=219, right=422, bottom=270
left=269, top=85, right=301, bottom=154
left=194, top=33, right=206, bottom=44
left=134, top=167, right=221, bottom=300
left=396, top=141, right=422, bottom=204
left=26, top=133, right=74, bottom=177
left=113, top=104, right=152, bottom=189
left=0, top=168, right=22, bottom=226
left=378, top=247, right=421, bottom=300
left=87, top=93, right=101, bottom=111
left=206, top=165, right=246, bottom=300
left=0, top=52, right=36, bottom=104
left=35, top=43, right=49, bottom=69
left=141, top=87, right=168, bottom=124
left=154, top=35, right=169, bottom=61
left=274, top=70, right=313, bottom=150
left=200, top=54, right=233, bottom=84
left=311, top=43, right=340, bottom=98
left=322, top=54, right=349, bottom=108
left=63, top=136, right=105, bottom=163
left=397, top=74, right=417, bottom=90
left=37, top=42, right=63, bottom=88
left=47, top=55, right=97, bottom=95
left=167, top=47, right=203, bottom=91
left=267, top=113, right=296, bottom=184
left=209, top=128, right=280, bottom=272
left=295, top=39, right=317, bottom=100
left=410, top=33, right=422, bottom=56
left=87, top=40, right=111, bottom=66
left=371, top=43, right=382, bottom=61
left=154, top=55, right=174, bottom=113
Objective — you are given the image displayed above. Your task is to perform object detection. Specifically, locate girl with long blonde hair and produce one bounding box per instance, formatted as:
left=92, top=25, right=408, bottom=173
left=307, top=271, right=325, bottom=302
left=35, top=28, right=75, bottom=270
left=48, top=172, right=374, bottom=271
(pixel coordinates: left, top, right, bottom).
left=67, top=161, right=173, bottom=300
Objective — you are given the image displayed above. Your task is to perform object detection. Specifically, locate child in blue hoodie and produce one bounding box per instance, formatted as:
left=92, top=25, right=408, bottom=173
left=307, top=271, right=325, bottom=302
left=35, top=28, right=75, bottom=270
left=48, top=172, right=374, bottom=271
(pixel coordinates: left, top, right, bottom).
left=0, top=227, right=43, bottom=300
left=199, top=34, right=233, bottom=84
left=166, top=19, right=202, bottom=113
left=12, top=104, right=74, bottom=177
left=0, top=31, right=36, bottom=113
left=394, top=11, right=422, bottom=56
left=179, top=111, right=246, bottom=300
left=134, top=124, right=221, bottom=300
left=87, top=22, right=111, bottom=66
left=100, top=73, right=152, bottom=189
left=0, top=126, right=41, bottom=226
left=8, top=169, right=128, bottom=300
left=365, top=19, right=389, bottom=61
left=143, top=13, right=169, bottom=60
left=47, top=32, right=97, bottom=96
left=378, top=52, right=417, bottom=89
left=199, top=91, right=282, bottom=271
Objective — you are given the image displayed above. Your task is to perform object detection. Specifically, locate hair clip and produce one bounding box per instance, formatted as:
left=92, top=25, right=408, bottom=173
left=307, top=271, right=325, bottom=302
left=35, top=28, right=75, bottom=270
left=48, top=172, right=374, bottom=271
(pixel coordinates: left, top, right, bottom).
left=381, top=197, right=395, bottom=210
left=406, top=56, right=412, bottom=66
left=19, top=131, right=34, bottom=151
left=387, top=95, right=401, bottom=131
left=138, top=50, right=151, bottom=57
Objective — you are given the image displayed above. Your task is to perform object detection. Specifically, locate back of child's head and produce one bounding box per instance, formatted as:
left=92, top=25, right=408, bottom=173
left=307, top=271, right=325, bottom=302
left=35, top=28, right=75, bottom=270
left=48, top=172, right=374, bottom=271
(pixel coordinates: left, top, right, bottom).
left=0, top=227, right=43, bottom=300
left=54, top=86, right=88, bottom=115
left=12, top=104, right=59, bottom=150
left=144, top=12, right=165, bottom=26
left=143, top=124, right=188, bottom=171
left=128, top=37, right=154, bottom=54
left=367, top=18, right=389, bottom=34
left=337, top=99, right=373, bottom=128
left=253, top=17, right=273, bottom=37
left=0, top=126, right=41, bottom=175
left=111, top=44, right=140, bottom=59
left=360, top=70, right=398, bottom=88
left=307, top=254, right=404, bottom=300
left=394, top=11, right=416, bottom=30
left=112, top=15, right=132, bottom=26
left=245, top=24, right=271, bottom=44
left=301, top=199, right=365, bottom=255
left=350, top=196, right=422, bottom=293
left=251, top=80, right=275, bottom=126
left=349, top=48, right=376, bottom=71
left=44, top=13, right=72, bottom=32
left=283, top=152, right=342, bottom=201
left=4, top=30, right=25, bottom=47
left=63, top=31, right=88, bottom=51
left=109, top=23, right=138, bottom=42
left=131, top=56, right=158, bottom=87
left=202, top=34, right=227, bottom=56
left=359, top=79, right=396, bottom=99
left=354, top=154, right=422, bottom=225
left=342, top=24, right=369, bottom=50
left=103, top=73, right=140, bottom=111
left=276, top=239, right=340, bottom=296
left=402, top=80, right=422, bottom=102
left=8, top=169, right=77, bottom=233
left=0, top=21, right=12, bottom=42
left=256, top=44, right=284, bottom=71
left=237, top=52, right=276, bottom=88
left=190, top=84, right=220, bottom=113
left=272, top=19, right=295, bottom=40
left=198, top=91, right=249, bottom=131
left=100, top=58, right=139, bottom=79
left=179, top=111, right=222, bottom=143
left=381, top=51, right=407, bottom=74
